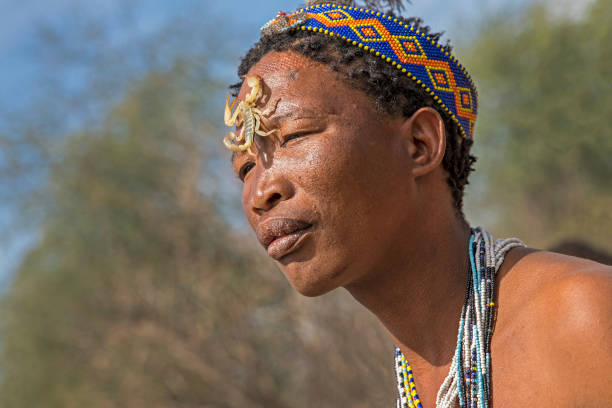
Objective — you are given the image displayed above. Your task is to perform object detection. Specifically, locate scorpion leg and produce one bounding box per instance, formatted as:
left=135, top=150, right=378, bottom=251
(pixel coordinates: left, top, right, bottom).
left=251, top=108, right=279, bottom=138
left=256, top=127, right=278, bottom=137
left=253, top=115, right=275, bottom=137
left=252, top=97, right=281, bottom=118
left=252, top=114, right=263, bottom=137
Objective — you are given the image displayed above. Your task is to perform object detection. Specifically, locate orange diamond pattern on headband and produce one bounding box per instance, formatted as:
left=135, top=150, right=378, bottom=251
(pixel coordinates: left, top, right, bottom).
left=351, top=20, right=387, bottom=42
left=426, top=65, right=454, bottom=93
left=457, top=87, right=474, bottom=114
left=319, top=9, right=353, bottom=23
left=266, top=4, right=479, bottom=139
left=394, top=36, right=427, bottom=59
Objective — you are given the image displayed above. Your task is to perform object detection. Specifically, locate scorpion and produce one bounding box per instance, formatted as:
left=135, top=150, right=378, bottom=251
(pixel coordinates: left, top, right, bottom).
left=224, top=75, right=279, bottom=156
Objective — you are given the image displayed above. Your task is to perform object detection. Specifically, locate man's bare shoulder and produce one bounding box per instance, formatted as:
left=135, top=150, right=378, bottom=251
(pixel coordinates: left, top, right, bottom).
left=514, top=250, right=611, bottom=322
left=498, top=248, right=611, bottom=316
left=527, top=251, right=612, bottom=348
left=499, top=249, right=612, bottom=405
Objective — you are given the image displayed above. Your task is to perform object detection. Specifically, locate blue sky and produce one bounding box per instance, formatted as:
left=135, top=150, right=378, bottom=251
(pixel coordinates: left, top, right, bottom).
left=1, top=0, right=594, bottom=104
left=0, top=0, right=594, bottom=285
left=0, top=0, right=535, bottom=110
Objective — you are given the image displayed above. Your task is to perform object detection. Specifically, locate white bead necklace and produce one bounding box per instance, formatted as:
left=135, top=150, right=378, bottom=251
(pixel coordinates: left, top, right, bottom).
left=395, top=227, right=525, bottom=408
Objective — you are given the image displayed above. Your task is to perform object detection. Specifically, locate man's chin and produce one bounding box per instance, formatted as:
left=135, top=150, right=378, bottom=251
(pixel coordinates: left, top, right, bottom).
left=293, top=281, right=337, bottom=297
left=281, top=263, right=345, bottom=297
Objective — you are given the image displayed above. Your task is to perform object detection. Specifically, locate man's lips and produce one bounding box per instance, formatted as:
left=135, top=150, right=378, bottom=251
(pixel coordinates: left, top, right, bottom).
left=256, top=218, right=313, bottom=259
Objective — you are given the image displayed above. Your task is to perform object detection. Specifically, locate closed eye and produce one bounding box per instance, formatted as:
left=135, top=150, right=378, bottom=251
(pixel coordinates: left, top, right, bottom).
left=282, top=132, right=307, bottom=146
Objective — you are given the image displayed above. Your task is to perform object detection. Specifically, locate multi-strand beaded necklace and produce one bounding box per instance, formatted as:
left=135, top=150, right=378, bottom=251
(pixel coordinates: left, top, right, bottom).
left=395, top=227, right=524, bottom=408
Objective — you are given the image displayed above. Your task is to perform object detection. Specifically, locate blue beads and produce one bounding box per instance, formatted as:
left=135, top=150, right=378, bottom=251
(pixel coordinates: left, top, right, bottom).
left=278, top=3, right=478, bottom=140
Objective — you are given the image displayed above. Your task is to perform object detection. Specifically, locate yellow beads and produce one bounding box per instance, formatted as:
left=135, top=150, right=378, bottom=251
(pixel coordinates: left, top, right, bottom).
left=285, top=3, right=478, bottom=140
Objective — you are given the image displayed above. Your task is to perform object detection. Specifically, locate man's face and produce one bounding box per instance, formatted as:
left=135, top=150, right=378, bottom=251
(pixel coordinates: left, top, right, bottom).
left=232, top=51, right=419, bottom=296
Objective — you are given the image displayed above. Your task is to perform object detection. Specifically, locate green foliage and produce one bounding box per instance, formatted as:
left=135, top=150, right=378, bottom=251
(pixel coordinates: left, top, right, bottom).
left=465, top=0, right=612, bottom=249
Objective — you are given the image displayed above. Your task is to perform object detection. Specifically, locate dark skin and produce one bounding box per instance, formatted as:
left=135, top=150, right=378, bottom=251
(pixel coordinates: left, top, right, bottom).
left=230, top=51, right=612, bottom=407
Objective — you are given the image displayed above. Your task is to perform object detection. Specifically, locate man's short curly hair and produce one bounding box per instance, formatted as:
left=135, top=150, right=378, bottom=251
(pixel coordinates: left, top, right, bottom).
left=231, top=13, right=476, bottom=215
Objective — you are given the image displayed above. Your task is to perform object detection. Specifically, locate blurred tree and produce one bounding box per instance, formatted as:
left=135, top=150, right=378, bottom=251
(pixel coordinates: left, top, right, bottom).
left=0, top=55, right=393, bottom=408
left=11, top=0, right=611, bottom=405
left=465, top=0, right=612, bottom=250
left=548, top=240, right=612, bottom=265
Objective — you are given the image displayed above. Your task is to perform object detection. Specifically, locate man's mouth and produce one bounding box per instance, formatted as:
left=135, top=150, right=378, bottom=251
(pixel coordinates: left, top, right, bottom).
left=256, top=218, right=313, bottom=260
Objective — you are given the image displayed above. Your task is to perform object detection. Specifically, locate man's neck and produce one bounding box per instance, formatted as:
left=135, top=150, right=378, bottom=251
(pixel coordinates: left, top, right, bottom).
left=344, top=212, right=471, bottom=370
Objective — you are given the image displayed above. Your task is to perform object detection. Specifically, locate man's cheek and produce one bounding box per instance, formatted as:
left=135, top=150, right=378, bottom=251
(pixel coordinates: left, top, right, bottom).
left=242, top=184, right=255, bottom=223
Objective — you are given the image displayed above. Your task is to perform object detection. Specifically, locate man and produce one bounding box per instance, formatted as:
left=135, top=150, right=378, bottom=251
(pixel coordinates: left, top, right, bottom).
left=224, top=1, right=612, bottom=406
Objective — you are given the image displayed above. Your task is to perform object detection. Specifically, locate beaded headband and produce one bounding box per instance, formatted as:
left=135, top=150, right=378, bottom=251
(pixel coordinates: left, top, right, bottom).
left=260, top=3, right=478, bottom=140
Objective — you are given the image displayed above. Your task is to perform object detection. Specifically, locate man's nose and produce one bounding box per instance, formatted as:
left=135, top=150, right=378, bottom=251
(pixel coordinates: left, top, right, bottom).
left=249, top=167, right=294, bottom=215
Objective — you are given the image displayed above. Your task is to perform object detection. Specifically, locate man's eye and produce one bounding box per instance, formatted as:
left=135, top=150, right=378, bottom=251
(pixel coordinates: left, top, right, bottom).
left=282, top=132, right=307, bottom=146
left=239, top=162, right=255, bottom=181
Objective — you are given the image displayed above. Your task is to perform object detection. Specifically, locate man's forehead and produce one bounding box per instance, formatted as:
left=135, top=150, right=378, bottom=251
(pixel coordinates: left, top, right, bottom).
left=227, top=52, right=346, bottom=165
left=250, top=51, right=314, bottom=77
left=236, top=52, right=320, bottom=99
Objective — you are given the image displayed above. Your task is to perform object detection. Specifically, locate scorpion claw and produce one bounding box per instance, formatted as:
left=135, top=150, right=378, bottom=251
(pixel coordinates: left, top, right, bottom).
left=224, top=93, right=237, bottom=126
left=223, top=132, right=235, bottom=150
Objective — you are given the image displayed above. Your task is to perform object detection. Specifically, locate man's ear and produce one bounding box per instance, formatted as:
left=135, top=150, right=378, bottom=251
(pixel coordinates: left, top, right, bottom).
left=400, top=107, right=446, bottom=179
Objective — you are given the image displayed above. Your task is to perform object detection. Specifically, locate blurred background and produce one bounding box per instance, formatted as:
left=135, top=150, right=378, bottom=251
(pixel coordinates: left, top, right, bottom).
left=0, top=0, right=610, bottom=406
